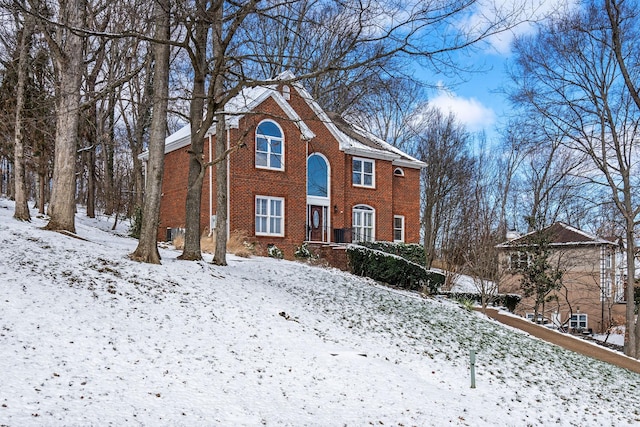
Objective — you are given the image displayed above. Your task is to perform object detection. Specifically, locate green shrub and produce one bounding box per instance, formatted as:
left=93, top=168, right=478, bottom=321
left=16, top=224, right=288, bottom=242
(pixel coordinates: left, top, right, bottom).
left=346, top=245, right=444, bottom=294
left=458, top=298, right=475, bottom=312
left=294, top=242, right=313, bottom=259
left=359, top=241, right=426, bottom=266
left=267, top=244, right=284, bottom=259
left=441, top=291, right=521, bottom=312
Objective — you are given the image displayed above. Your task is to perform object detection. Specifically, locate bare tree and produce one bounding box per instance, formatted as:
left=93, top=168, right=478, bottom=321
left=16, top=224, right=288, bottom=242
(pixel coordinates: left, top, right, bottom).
left=605, top=0, right=640, bottom=111
left=463, top=172, right=504, bottom=313
left=345, top=77, right=426, bottom=152
left=509, top=2, right=640, bottom=356
left=520, top=124, right=585, bottom=231
left=12, top=8, right=34, bottom=221
left=130, top=0, right=171, bottom=264
left=412, top=107, right=472, bottom=269
left=34, top=0, right=85, bottom=233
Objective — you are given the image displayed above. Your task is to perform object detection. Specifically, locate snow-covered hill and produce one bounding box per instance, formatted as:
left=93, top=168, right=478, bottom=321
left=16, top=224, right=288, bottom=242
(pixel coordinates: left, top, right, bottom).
left=1, top=199, right=638, bottom=426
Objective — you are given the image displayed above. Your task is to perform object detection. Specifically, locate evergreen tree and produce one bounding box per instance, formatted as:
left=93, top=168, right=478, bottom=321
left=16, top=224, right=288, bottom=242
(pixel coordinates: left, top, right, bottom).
left=517, top=224, right=564, bottom=324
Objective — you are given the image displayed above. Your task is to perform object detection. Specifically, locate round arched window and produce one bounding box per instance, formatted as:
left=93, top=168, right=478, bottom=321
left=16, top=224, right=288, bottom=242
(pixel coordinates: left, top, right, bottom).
left=307, top=153, right=329, bottom=198
left=256, top=120, right=284, bottom=170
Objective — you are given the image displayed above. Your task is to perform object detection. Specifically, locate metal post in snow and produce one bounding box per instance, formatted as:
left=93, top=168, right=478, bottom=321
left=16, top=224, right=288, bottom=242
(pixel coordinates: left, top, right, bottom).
left=470, top=350, right=476, bottom=389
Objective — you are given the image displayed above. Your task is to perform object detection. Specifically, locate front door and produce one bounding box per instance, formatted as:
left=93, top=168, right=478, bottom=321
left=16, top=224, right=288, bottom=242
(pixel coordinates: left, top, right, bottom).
left=309, top=205, right=325, bottom=242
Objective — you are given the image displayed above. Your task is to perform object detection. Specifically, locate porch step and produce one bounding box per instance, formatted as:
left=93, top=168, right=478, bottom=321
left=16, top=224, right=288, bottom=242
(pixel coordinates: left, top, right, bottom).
left=306, top=243, right=350, bottom=271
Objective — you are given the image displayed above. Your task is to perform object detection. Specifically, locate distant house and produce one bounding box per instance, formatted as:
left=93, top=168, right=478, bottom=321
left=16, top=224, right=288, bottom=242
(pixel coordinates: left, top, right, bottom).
left=141, top=72, right=425, bottom=258
left=496, top=222, right=625, bottom=333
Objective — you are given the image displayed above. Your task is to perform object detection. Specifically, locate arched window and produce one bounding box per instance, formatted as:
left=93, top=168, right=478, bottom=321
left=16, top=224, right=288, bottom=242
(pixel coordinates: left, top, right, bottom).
left=256, top=120, right=284, bottom=170
left=307, top=153, right=329, bottom=198
left=394, top=167, right=405, bottom=177
left=352, top=204, right=375, bottom=242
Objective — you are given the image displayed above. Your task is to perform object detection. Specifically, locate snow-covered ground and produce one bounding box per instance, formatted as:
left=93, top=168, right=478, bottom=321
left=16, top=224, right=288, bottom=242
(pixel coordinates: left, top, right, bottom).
left=446, top=267, right=626, bottom=347
left=1, top=198, right=639, bottom=426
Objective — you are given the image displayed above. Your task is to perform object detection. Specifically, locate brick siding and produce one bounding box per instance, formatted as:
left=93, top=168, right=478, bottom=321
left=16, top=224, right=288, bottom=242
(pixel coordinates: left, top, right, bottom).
left=158, top=84, right=422, bottom=259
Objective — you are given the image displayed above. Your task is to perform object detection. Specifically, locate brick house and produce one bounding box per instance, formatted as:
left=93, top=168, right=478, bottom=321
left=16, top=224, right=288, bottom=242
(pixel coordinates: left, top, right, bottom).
left=144, top=72, right=425, bottom=258
left=496, top=222, right=625, bottom=333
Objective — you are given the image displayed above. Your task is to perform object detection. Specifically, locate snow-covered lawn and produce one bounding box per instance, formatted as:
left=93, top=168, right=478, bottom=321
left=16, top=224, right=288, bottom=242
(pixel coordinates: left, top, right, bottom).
left=1, top=198, right=639, bottom=426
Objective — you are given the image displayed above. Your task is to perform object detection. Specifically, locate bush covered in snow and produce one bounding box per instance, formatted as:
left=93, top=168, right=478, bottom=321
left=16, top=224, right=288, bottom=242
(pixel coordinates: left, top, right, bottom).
left=358, top=241, right=426, bottom=266
left=267, top=244, right=284, bottom=259
left=442, top=291, right=521, bottom=312
left=347, top=244, right=444, bottom=294
left=294, top=242, right=313, bottom=259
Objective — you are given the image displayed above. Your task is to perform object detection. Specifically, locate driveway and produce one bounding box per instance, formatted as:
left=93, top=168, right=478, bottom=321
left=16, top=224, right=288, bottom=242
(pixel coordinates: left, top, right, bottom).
left=482, top=308, right=640, bottom=375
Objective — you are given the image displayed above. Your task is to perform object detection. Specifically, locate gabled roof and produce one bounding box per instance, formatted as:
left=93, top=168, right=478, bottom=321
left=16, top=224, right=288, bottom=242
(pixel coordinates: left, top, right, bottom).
left=141, top=72, right=425, bottom=169
left=496, top=222, right=616, bottom=248
left=288, top=78, right=425, bottom=169
left=327, top=112, right=425, bottom=168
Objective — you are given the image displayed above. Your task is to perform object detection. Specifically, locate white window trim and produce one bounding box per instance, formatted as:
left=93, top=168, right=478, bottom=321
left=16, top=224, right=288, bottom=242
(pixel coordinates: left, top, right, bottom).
left=393, top=167, right=405, bottom=177
left=307, top=152, right=331, bottom=200
left=393, top=215, right=405, bottom=243
left=255, top=120, right=285, bottom=171
left=352, top=157, right=375, bottom=188
left=255, top=195, right=285, bottom=237
left=509, top=251, right=530, bottom=270
left=352, top=204, right=375, bottom=242
left=569, top=313, right=588, bottom=330
left=525, top=313, right=547, bottom=324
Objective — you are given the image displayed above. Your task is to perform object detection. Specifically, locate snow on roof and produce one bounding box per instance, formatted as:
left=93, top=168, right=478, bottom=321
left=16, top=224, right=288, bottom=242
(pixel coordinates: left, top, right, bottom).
left=141, top=72, right=424, bottom=168
left=327, top=112, right=425, bottom=168
left=496, top=222, right=617, bottom=248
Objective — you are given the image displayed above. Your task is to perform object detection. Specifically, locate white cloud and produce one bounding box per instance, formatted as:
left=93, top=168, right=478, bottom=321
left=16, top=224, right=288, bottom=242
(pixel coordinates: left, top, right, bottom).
left=428, top=88, right=496, bottom=133
left=460, top=0, right=579, bottom=55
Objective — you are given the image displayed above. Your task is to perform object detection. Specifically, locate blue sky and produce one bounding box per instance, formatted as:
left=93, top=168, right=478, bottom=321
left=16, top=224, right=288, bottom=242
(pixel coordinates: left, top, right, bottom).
left=426, top=52, right=507, bottom=142
left=422, top=0, right=576, bottom=142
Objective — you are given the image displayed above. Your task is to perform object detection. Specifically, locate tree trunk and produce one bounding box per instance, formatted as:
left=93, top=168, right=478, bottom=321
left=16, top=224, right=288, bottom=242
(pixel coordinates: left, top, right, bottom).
left=624, top=221, right=637, bottom=357
left=212, top=118, right=227, bottom=265
left=45, top=0, right=84, bottom=233
left=605, top=0, right=640, bottom=112
left=86, top=147, right=96, bottom=218
left=211, top=2, right=227, bottom=266
left=179, top=0, right=209, bottom=261
left=129, top=0, right=171, bottom=264
left=422, top=191, right=437, bottom=269
left=13, top=15, right=33, bottom=222
left=179, top=131, right=206, bottom=260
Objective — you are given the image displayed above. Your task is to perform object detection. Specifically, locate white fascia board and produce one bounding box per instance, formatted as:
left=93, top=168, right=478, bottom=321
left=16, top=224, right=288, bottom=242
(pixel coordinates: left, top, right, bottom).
left=343, top=147, right=398, bottom=162
left=226, top=88, right=315, bottom=141
left=291, top=83, right=353, bottom=150
left=138, top=124, right=193, bottom=160
left=393, top=158, right=427, bottom=169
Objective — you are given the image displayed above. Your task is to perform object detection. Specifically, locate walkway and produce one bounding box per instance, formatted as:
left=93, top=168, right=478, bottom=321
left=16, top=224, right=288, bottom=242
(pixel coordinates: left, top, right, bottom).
left=482, top=308, right=640, bottom=375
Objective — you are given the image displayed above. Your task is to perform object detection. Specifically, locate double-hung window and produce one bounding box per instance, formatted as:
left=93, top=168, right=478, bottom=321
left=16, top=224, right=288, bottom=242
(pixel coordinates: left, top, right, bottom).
left=352, top=157, right=374, bottom=188
left=509, top=251, right=529, bottom=270
left=256, top=196, right=284, bottom=236
left=256, top=120, right=284, bottom=170
left=353, top=205, right=374, bottom=242
left=569, top=314, right=588, bottom=330
left=393, top=215, right=405, bottom=243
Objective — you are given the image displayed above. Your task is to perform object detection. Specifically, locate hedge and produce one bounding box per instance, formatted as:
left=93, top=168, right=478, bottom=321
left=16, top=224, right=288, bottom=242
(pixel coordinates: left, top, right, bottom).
left=346, top=244, right=444, bottom=294
left=441, top=291, right=521, bottom=313
left=359, top=241, right=426, bottom=266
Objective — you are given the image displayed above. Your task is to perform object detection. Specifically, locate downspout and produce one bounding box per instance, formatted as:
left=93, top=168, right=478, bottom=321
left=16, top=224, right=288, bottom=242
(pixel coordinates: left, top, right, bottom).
left=305, top=138, right=309, bottom=242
